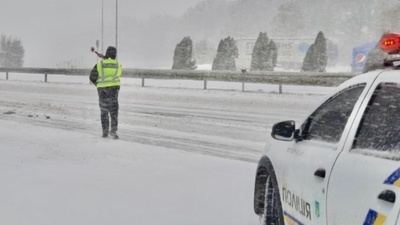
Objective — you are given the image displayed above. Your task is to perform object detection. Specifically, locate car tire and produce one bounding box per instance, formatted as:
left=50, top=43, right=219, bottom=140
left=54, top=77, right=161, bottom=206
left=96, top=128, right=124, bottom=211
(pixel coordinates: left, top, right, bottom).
left=254, top=158, right=284, bottom=225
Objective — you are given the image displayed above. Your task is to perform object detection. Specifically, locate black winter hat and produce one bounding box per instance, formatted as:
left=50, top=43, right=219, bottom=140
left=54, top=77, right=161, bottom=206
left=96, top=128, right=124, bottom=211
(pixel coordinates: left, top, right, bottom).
left=105, top=46, right=117, bottom=59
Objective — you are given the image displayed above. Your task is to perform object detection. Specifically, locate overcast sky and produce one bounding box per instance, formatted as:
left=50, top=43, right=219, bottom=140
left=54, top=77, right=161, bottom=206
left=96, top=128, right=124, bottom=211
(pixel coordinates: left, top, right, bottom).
left=0, top=0, right=206, bottom=68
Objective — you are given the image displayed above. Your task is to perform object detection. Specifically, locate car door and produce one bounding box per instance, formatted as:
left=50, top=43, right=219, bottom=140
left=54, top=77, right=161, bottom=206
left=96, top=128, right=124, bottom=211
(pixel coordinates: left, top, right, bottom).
left=280, top=80, right=369, bottom=225
left=327, top=71, right=400, bottom=225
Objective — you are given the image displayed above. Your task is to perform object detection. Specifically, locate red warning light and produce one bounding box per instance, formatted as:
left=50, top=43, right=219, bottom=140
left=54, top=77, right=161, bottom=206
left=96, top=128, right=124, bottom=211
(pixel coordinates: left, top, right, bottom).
left=380, top=33, right=400, bottom=54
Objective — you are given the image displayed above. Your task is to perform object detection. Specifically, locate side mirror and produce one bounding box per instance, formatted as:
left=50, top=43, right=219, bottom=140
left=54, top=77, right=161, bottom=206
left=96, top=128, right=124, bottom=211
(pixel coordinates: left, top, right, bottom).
left=271, top=120, right=296, bottom=141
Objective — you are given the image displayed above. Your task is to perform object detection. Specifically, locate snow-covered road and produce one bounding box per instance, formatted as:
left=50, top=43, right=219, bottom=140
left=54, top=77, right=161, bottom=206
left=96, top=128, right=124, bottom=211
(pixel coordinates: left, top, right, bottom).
left=0, top=77, right=331, bottom=225
left=0, top=78, right=329, bottom=162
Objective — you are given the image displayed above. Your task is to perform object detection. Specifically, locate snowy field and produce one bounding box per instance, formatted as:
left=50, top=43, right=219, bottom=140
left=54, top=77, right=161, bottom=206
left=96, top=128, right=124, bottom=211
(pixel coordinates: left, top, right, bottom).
left=0, top=74, right=335, bottom=225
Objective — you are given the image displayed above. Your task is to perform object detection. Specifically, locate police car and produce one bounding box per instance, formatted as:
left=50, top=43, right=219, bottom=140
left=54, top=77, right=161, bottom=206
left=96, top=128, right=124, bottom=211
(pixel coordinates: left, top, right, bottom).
left=254, top=33, right=400, bottom=225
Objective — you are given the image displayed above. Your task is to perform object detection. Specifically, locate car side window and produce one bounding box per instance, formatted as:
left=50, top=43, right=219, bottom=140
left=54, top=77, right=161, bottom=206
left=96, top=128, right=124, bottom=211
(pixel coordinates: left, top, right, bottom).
left=352, top=83, right=400, bottom=160
left=301, top=84, right=366, bottom=143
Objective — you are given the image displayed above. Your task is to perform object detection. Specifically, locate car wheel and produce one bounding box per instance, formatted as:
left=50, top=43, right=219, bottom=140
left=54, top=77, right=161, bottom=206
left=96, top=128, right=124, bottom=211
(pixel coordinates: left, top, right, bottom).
left=255, top=164, right=284, bottom=225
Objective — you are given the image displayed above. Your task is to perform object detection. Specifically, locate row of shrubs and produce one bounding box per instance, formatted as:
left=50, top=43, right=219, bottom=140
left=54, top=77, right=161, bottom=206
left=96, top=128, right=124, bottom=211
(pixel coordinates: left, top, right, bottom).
left=172, top=31, right=328, bottom=72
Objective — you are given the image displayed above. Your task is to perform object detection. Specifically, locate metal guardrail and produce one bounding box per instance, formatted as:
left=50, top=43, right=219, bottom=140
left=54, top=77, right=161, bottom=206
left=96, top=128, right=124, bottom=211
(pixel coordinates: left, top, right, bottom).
left=0, top=67, right=357, bottom=91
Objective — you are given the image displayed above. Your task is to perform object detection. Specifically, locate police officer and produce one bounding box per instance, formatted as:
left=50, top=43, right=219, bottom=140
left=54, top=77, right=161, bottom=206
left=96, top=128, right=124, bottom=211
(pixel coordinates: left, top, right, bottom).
left=89, top=46, right=122, bottom=139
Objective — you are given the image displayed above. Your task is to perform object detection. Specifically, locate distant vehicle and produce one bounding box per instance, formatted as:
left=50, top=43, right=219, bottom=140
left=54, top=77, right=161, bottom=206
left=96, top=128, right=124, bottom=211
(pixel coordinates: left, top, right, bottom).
left=351, top=42, right=377, bottom=73
left=236, top=37, right=338, bottom=70
left=254, top=33, right=400, bottom=225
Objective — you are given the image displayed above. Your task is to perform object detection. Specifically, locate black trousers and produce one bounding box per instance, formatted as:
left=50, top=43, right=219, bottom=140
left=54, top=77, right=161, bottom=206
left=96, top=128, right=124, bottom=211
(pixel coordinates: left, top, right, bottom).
left=97, top=86, right=120, bottom=135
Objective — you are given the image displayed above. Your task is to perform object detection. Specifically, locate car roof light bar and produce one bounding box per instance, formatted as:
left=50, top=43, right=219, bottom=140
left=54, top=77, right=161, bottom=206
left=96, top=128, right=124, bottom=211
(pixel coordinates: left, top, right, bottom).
left=380, top=33, right=400, bottom=54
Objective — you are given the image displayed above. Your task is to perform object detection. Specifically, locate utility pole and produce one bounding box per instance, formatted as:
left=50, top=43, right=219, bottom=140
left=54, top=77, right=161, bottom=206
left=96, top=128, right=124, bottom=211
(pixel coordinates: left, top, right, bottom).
left=115, top=0, right=118, bottom=51
left=101, top=0, right=104, bottom=53
left=240, top=0, right=243, bottom=40
left=101, top=0, right=118, bottom=55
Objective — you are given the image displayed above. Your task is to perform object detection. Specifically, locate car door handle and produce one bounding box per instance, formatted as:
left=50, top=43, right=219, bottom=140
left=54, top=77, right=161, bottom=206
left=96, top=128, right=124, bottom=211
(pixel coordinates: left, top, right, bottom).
left=378, top=190, right=396, bottom=203
left=314, top=169, right=326, bottom=178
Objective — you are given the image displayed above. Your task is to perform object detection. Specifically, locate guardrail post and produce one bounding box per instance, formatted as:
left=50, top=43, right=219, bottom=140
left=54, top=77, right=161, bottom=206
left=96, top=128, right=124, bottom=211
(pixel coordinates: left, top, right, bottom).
left=45, top=74, right=48, bottom=83
left=6, top=72, right=8, bottom=80
left=141, top=78, right=145, bottom=87
left=204, top=80, right=207, bottom=90
left=279, top=84, right=282, bottom=94
left=241, top=69, right=246, bottom=92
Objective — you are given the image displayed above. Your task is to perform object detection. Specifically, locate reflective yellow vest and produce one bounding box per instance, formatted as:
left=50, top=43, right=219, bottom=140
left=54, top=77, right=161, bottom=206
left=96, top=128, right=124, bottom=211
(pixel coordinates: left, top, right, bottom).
left=96, top=59, right=122, bottom=88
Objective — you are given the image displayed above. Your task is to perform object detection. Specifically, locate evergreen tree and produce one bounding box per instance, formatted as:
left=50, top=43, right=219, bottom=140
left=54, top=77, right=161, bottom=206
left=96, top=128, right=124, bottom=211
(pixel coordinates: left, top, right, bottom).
left=301, top=44, right=316, bottom=72
left=301, top=31, right=327, bottom=72
left=0, top=35, right=25, bottom=68
left=363, top=41, right=387, bottom=73
left=172, top=36, right=197, bottom=70
left=268, top=40, right=278, bottom=70
left=250, top=32, right=278, bottom=71
left=251, top=32, right=268, bottom=71
left=314, top=31, right=328, bottom=72
left=212, top=39, right=224, bottom=70
left=212, top=36, right=238, bottom=70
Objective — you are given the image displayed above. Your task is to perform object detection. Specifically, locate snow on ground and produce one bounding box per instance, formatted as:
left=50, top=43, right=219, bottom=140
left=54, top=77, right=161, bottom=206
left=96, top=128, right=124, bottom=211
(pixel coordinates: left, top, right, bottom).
left=0, top=120, right=256, bottom=225
left=0, top=74, right=334, bottom=225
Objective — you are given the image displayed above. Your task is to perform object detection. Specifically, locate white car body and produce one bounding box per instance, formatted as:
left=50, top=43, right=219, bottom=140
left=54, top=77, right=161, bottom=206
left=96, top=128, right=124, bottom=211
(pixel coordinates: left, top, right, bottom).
left=254, top=69, right=400, bottom=225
